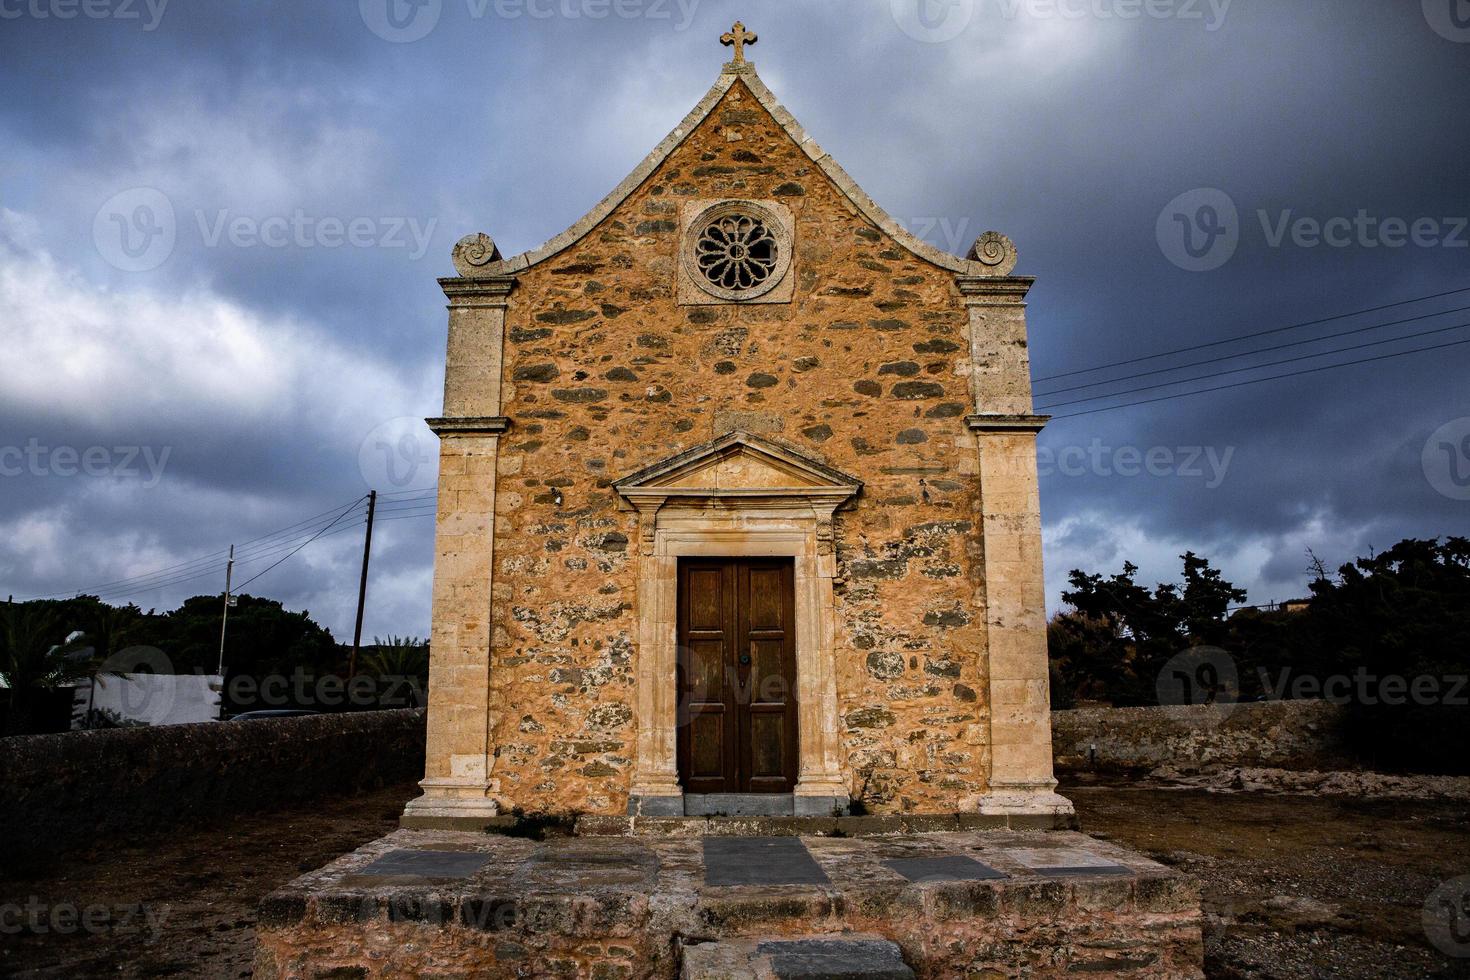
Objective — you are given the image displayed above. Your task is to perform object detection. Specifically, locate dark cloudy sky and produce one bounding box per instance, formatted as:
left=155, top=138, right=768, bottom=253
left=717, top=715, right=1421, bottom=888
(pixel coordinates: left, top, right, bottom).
left=2, top=0, right=1468, bottom=640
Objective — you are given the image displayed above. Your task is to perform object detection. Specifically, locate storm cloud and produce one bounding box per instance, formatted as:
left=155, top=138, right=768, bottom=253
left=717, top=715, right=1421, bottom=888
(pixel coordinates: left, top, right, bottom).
left=1, top=1, right=1467, bottom=636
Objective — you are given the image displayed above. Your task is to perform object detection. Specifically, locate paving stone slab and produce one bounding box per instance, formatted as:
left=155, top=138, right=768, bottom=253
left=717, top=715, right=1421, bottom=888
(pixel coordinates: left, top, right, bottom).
left=703, top=836, right=830, bottom=887
left=353, top=849, right=490, bottom=880
left=1005, top=847, right=1134, bottom=877
left=881, top=855, right=1007, bottom=882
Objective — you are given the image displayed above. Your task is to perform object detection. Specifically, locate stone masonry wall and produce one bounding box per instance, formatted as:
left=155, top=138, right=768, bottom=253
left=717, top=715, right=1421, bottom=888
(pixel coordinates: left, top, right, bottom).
left=0, top=709, right=426, bottom=865
left=486, top=79, right=992, bottom=815
left=1051, top=700, right=1350, bottom=773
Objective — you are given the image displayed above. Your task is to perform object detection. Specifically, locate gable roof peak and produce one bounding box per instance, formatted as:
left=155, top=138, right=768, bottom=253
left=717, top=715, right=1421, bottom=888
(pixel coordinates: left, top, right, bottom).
left=455, top=54, right=1016, bottom=279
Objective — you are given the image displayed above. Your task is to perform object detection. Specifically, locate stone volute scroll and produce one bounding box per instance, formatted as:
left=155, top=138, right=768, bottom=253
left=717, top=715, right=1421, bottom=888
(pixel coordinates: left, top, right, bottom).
left=968, top=231, right=1018, bottom=277
left=451, top=232, right=501, bottom=277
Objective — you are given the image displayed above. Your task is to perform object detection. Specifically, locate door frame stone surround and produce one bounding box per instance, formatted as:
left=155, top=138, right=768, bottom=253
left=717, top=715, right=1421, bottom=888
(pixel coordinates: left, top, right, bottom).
left=613, top=432, right=860, bottom=816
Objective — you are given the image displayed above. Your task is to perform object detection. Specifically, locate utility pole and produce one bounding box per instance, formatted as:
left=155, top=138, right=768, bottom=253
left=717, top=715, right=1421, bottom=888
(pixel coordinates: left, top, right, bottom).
left=348, top=490, right=377, bottom=679
left=216, top=545, right=235, bottom=678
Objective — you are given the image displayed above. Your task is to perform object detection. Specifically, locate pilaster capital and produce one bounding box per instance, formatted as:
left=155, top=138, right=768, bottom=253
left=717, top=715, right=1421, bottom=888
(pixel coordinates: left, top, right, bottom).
left=439, top=276, right=517, bottom=307
left=426, top=416, right=511, bottom=437
left=955, top=275, right=1034, bottom=304
left=966, top=413, right=1050, bottom=434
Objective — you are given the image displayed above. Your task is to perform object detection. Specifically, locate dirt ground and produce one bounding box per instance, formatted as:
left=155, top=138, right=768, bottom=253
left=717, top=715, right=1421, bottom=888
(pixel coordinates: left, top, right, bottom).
left=0, top=782, right=414, bottom=979
left=1069, top=776, right=1470, bottom=979
left=1, top=779, right=1468, bottom=978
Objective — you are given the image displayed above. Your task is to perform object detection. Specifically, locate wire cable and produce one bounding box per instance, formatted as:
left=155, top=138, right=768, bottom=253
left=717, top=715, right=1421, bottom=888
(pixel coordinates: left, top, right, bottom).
left=1037, top=320, right=1470, bottom=411
left=231, top=498, right=366, bottom=592
left=1034, top=285, right=1470, bottom=383
left=1035, top=303, right=1470, bottom=398
left=1048, top=336, right=1470, bottom=421
left=24, top=495, right=368, bottom=601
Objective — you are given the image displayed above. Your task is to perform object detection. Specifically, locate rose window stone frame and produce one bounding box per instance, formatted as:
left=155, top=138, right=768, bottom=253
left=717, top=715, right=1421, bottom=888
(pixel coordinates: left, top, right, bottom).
left=677, top=199, right=795, bottom=305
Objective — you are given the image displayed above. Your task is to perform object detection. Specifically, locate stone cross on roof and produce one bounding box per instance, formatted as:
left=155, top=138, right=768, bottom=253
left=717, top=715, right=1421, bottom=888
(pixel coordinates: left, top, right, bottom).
left=720, top=21, right=757, bottom=64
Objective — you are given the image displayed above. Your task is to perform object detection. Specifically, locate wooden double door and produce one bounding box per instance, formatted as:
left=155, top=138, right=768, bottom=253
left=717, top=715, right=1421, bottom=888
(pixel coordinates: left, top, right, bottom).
left=676, top=558, right=798, bottom=794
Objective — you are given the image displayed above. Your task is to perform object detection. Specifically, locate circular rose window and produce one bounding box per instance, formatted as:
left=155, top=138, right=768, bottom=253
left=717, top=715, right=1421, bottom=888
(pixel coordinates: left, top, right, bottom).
left=682, top=201, right=791, bottom=301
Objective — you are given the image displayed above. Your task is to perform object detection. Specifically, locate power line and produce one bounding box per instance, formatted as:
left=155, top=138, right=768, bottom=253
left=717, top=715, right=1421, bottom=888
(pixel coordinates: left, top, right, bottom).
left=377, top=486, right=438, bottom=498
left=23, top=495, right=368, bottom=601
left=63, top=507, right=369, bottom=601
left=79, top=521, right=368, bottom=603
left=1033, top=285, right=1470, bottom=383
left=1037, top=320, right=1470, bottom=411
left=1034, top=303, right=1470, bottom=398
left=232, top=498, right=366, bottom=592
left=1047, top=335, right=1470, bottom=421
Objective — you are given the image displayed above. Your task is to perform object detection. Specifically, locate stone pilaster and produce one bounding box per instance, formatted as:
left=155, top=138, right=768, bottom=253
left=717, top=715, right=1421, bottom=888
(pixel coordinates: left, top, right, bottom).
left=959, top=275, right=1075, bottom=821
left=403, top=276, right=515, bottom=823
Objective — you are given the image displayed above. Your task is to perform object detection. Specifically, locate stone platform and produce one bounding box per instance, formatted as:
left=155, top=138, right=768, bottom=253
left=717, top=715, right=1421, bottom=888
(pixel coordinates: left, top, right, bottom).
left=254, top=828, right=1203, bottom=978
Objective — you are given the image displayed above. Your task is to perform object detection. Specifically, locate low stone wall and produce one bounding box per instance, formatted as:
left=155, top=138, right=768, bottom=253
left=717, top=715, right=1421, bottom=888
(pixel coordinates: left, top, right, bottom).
left=1052, top=700, right=1348, bottom=772
left=0, top=709, right=426, bottom=865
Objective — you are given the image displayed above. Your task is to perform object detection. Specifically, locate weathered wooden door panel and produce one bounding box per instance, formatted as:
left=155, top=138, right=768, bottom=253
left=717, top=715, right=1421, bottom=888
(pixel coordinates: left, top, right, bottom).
left=677, top=558, right=796, bottom=793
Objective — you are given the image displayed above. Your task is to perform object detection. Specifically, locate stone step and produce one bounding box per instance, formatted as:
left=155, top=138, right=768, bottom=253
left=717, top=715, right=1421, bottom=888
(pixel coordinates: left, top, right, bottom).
left=680, top=934, right=915, bottom=980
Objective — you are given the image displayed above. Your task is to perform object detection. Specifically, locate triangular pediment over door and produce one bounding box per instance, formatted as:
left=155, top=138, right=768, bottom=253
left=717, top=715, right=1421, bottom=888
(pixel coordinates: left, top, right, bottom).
left=612, top=431, right=861, bottom=510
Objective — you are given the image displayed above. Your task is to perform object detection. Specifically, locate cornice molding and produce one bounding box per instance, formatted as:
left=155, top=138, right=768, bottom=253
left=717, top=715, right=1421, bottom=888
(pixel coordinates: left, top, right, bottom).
left=955, top=276, right=1035, bottom=301
left=426, top=416, right=511, bottom=437
left=966, top=413, right=1050, bottom=434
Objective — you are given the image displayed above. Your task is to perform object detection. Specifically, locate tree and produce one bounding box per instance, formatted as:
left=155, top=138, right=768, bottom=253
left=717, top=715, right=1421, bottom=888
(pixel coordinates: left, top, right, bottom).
left=138, top=593, right=341, bottom=676
left=1298, top=537, right=1470, bottom=773
left=358, top=635, right=429, bottom=682
left=1055, top=553, right=1246, bottom=706
left=0, top=601, right=92, bottom=735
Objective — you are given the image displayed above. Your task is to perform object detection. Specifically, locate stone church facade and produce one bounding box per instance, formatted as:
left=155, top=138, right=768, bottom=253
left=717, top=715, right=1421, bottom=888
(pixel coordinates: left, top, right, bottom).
left=404, top=40, right=1072, bottom=824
